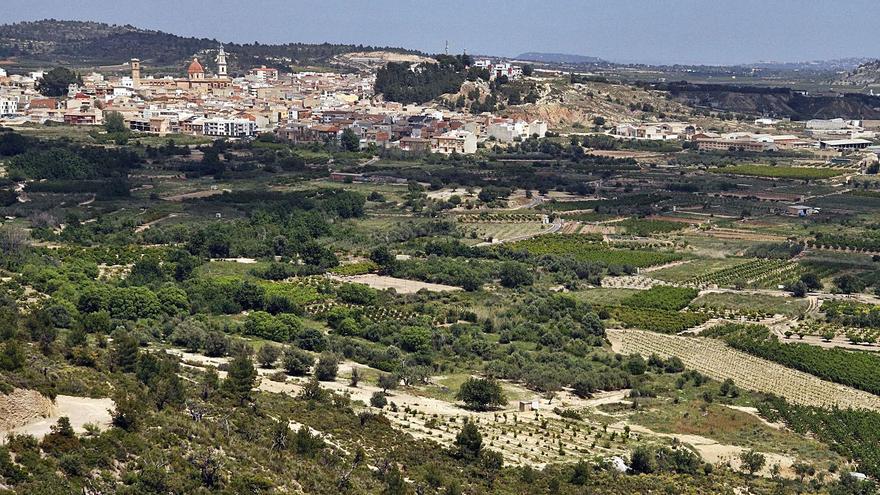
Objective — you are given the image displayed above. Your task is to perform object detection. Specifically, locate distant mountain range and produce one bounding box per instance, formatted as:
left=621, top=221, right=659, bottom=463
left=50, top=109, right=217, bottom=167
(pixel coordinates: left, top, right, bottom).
left=0, top=19, right=418, bottom=73
left=515, top=52, right=606, bottom=65
left=513, top=52, right=875, bottom=73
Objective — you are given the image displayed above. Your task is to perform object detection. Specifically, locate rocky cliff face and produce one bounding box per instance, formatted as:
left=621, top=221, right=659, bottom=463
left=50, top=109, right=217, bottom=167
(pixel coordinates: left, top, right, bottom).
left=0, top=388, right=53, bottom=432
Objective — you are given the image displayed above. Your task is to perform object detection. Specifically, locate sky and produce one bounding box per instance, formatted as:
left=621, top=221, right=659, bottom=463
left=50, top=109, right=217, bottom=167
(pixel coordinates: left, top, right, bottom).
left=4, top=0, right=879, bottom=65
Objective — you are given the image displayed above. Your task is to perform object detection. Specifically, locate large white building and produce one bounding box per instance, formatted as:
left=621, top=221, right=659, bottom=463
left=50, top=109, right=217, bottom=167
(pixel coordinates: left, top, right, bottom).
left=473, top=59, right=523, bottom=80
left=615, top=122, right=693, bottom=140
left=488, top=120, right=547, bottom=142
left=804, top=118, right=874, bottom=139
left=203, top=118, right=258, bottom=138
left=432, top=130, right=477, bottom=154
left=0, top=98, right=19, bottom=115
left=0, top=66, right=7, bottom=78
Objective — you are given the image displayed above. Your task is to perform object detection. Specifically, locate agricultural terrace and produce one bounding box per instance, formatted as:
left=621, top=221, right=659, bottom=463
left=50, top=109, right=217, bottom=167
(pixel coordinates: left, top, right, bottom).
left=608, top=329, right=880, bottom=411
left=690, top=292, right=810, bottom=319
left=703, top=324, right=880, bottom=396
left=709, top=165, right=848, bottom=180
left=510, top=234, right=681, bottom=268
left=649, top=259, right=750, bottom=284
left=677, top=258, right=801, bottom=289
left=616, top=218, right=687, bottom=236
left=620, top=286, right=699, bottom=311
left=601, top=306, right=710, bottom=334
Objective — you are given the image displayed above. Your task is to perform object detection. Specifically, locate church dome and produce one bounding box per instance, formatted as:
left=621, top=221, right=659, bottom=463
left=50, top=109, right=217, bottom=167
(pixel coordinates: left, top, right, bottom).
left=187, top=58, right=204, bottom=75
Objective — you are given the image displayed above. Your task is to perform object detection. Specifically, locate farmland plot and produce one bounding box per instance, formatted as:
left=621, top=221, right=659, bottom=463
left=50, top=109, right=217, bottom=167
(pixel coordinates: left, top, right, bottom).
left=467, top=221, right=550, bottom=243
left=684, top=259, right=801, bottom=289
left=650, top=258, right=748, bottom=284
left=607, top=329, right=880, bottom=411
left=328, top=274, right=462, bottom=293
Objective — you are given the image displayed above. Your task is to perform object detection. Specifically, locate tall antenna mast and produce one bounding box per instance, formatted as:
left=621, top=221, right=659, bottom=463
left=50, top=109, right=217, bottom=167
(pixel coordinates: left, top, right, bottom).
left=445, top=40, right=449, bottom=55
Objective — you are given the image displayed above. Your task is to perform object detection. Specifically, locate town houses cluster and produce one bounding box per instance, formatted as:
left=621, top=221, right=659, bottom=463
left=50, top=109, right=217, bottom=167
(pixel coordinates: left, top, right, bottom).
left=0, top=51, right=545, bottom=155
left=2, top=51, right=875, bottom=158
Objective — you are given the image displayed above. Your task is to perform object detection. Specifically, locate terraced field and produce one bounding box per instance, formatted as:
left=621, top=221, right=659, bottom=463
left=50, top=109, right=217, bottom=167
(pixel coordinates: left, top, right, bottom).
left=649, top=258, right=749, bottom=284
left=709, top=165, right=849, bottom=180
left=682, top=259, right=802, bottom=289
left=690, top=292, right=810, bottom=318
left=608, top=329, right=880, bottom=411
left=467, top=221, right=551, bottom=243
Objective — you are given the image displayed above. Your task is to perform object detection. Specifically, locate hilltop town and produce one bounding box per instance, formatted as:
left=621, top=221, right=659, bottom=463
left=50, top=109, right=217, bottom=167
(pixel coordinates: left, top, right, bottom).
left=3, top=44, right=880, bottom=161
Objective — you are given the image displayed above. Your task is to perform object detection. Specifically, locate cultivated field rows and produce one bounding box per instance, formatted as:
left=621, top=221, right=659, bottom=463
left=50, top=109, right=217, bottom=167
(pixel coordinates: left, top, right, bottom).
left=607, top=328, right=880, bottom=411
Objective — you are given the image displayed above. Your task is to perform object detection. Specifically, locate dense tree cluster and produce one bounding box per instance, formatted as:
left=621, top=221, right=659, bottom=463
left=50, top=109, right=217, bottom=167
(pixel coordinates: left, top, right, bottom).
left=4, top=138, right=141, bottom=181
left=375, top=55, right=474, bottom=104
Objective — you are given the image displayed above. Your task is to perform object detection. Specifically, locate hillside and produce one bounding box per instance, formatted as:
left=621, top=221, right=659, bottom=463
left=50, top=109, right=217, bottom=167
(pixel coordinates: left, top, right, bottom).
left=0, top=20, right=139, bottom=43
left=0, top=19, right=417, bottom=72
left=2, top=98, right=880, bottom=493
left=651, top=81, right=880, bottom=120
left=503, top=77, right=695, bottom=128
left=837, top=59, right=880, bottom=87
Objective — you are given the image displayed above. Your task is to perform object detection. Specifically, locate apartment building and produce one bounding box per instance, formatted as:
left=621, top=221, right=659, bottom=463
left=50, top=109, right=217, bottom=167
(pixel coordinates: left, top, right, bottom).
left=203, top=118, right=258, bottom=138
left=432, top=130, right=477, bottom=155
left=0, top=98, right=18, bottom=115
left=248, top=66, right=280, bottom=83
left=488, top=120, right=547, bottom=142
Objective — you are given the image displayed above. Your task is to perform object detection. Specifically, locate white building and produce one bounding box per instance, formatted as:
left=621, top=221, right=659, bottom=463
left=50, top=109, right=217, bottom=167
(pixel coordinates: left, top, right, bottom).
left=806, top=118, right=859, bottom=131
left=474, top=59, right=492, bottom=70
left=0, top=98, right=18, bottom=115
left=432, top=130, right=477, bottom=154
left=473, top=59, right=523, bottom=80
left=491, top=62, right=522, bottom=80
left=112, top=86, right=134, bottom=98
left=203, top=118, right=258, bottom=138
left=818, top=138, right=872, bottom=151
left=248, top=66, right=279, bottom=83
left=488, top=120, right=548, bottom=142
left=804, top=118, right=869, bottom=138
left=615, top=122, right=691, bottom=140
left=754, top=117, right=778, bottom=126
left=0, top=66, right=7, bottom=78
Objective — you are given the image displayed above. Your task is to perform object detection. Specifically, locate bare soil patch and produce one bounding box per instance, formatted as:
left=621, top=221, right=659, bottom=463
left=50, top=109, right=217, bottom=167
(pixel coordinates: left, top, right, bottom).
left=0, top=392, right=113, bottom=440
left=329, top=274, right=462, bottom=294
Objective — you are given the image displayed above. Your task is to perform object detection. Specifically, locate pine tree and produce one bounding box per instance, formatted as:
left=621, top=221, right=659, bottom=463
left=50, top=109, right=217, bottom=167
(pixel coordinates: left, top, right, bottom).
left=453, top=421, right=482, bottom=461
left=111, top=331, right=139, bottom=373
left=223, top=352, right=257, bottom=405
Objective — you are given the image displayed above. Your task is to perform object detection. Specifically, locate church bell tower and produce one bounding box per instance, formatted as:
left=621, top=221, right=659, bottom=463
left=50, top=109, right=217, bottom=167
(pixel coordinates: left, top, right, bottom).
left=130, top=58, right=141, bottom=87
left=216, top=46, right=228, bottom=77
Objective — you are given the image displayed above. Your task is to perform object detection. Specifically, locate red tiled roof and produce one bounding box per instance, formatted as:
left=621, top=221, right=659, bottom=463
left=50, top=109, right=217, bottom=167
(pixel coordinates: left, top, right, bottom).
left=187, top=58, right=204, bottom=74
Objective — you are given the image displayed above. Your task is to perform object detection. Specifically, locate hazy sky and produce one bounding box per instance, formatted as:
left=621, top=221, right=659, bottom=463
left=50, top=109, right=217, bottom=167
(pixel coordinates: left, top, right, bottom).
left=4, top=0, right=878, bottom=65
